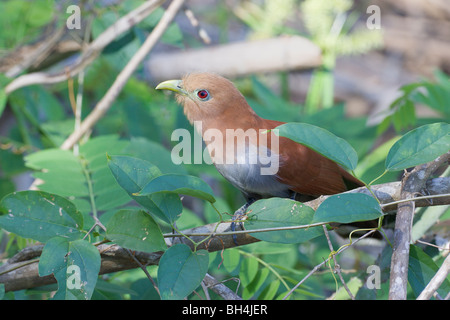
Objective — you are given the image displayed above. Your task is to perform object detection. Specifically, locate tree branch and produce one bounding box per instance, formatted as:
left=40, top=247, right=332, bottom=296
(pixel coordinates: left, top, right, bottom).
left=4, top=0, right=165, bottom=94
left=282, top=229, right=377, bottom=300
left=388, top=151, right=450, bottom=300
left=147, top=35, right=321, bottom=81
left=60, top=0, right=186, bottom=150
left=323, top=225, right=355, bottom=300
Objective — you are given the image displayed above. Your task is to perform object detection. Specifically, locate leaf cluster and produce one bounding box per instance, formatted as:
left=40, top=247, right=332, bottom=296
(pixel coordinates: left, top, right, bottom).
left=0, top=119, right=447, bottom=299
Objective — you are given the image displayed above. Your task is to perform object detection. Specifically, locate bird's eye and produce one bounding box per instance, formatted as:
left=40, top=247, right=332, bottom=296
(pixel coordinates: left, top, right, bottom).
left=196, top=89, right=210, bottom=101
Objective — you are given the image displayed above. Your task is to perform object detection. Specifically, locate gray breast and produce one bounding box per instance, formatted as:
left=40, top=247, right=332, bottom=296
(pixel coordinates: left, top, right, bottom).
left=214, top=145, right=291, bottom=199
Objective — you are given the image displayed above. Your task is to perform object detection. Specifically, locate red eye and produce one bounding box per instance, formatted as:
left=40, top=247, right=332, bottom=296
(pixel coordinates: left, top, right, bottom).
left=196, top=89, right=210, bottom=100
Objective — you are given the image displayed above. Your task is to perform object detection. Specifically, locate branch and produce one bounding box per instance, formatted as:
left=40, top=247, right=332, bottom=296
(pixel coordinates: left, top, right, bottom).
left=60, top=0, right=186, bottom=150
left=389, top=151, right=450, bottom=300
left=0, top=243, right=163, bottom=292
left=1, top=176, right=448, bottom=294
left=323, top=225, right=355, bottom=300
left=202, top=273, right=243, bottom=300
left=4, top=0, right=165, bottom=94
left=1, top=26, right=68, bottom=78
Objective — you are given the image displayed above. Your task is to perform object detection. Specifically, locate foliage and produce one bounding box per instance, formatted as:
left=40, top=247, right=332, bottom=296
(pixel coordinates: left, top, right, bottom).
left=0, top=0, right=56, bottom=50
left=379, top=70, right=450, bottom=133
left=301, top=0, right=383, bottom=112
left=0, top=1, right=449, bottom=301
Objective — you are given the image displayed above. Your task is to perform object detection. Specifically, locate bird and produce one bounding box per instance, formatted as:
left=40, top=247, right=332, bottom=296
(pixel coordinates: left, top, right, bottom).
left=155, top=72, right=364, bottom=207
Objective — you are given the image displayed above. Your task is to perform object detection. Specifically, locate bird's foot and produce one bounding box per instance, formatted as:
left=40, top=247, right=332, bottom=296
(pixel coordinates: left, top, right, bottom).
left=230, top=199, right=255, bottom=246
left=418, top=187, right=433, bottom=205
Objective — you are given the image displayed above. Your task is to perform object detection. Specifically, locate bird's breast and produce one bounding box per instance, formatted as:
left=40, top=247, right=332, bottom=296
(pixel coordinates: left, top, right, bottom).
left=204, top=133, right=290, bottom=198
left=214, top=161, right=290, bottom=199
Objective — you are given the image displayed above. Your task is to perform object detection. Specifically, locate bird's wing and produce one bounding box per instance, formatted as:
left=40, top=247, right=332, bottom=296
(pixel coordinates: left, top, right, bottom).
left=264, top=120, right=364, bottom=196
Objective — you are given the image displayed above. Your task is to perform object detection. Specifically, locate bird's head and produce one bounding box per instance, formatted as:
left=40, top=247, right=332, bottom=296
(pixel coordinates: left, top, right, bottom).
left=156, top=72, right=252, bottom=124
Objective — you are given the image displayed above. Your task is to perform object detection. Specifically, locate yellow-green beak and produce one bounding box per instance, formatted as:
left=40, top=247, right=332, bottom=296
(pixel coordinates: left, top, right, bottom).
left=155, top=79, right=187, bottom=95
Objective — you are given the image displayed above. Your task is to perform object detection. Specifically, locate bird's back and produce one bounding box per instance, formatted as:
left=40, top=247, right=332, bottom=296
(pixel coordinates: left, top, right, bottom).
left=262, top=119, right=364, bottom=197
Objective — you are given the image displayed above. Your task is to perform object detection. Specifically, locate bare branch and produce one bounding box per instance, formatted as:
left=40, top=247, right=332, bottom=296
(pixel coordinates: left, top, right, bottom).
left=147, top=35, right=321, bottom=81
left=323, top=225, right=355, bottom=300
left=3, top=26, right=67, bottom=78
left=1, top=176, right=448, bottom=294
left=282, top=230, right=377, bottom=300
left=305, top=176, right=450, bottom=211
left=417, top=253, right=450, bottom=300
left=389, top=151, right=450, bottom=300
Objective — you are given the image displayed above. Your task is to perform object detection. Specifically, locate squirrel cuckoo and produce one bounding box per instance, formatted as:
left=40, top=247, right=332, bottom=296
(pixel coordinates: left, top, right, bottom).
left=156, top=72, right=364, bottom=206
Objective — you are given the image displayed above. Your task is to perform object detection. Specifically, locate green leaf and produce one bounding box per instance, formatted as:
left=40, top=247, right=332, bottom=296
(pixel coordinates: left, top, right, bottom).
left=276, top=122, right=358, bottom=170
left=0, top=191, right=83, bottom=242
left=385, top=122, right=450, bottom=171
left=106, top=209, right=166, bottom=253
left=239, top=255, right=259, bottom=287
left=408, top=245, right=450, bottom=299
left=107, top=155, right=182, bottom=224
left=39, top=237, right=100, bottom=300
left=313, top=193, right=382, bottom=223
left=138, top=174, right=216, bottom=203
left=157, top=244, right=209, bottom=300
left=245, top=198, right=322, bottom=244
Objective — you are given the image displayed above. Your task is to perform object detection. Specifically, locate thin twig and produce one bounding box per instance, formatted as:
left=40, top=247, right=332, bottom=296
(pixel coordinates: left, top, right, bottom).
left=73, top=3, right=95, bottom=156
left=183, top=6, right=211, bottom=44
left=5, top=26, right=66, bottom=78
left=200, top=280, right=211, bottom=300
left=323, top=225, right=355, bottom=300
left=415, top=239, right=450, bottom=251
left=282, top=229, right=376, bottom=300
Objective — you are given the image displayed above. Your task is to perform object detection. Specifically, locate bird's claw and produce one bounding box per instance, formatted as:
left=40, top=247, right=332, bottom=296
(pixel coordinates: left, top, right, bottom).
left=230, top=201, right=253, bottom=246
